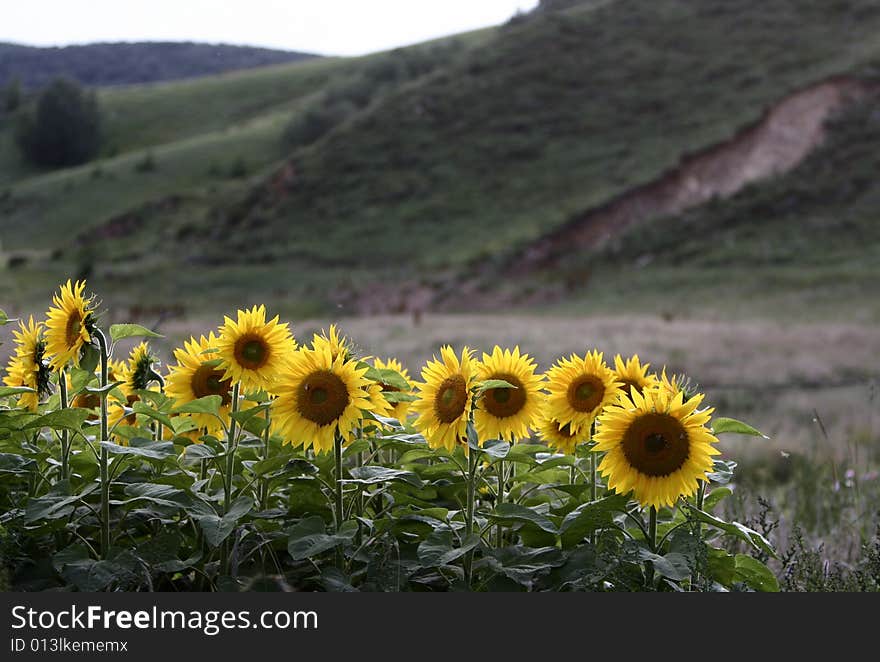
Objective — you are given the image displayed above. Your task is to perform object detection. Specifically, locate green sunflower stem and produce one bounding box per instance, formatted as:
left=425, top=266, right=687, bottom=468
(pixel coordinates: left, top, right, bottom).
left=260, top=404, right=271, bottom=510
left=58, top=367, right=70, bottom=482
left=646, top=505, right=658, bottom=588
left=464, top=447, right=478, bottom=588
left=221, top=382, right=240, bottom=577
left=691, top=482, right=707, bottom=590
left=590, top=422, right=598, bottom=546
left=496, top=457, right=505, bottom=548
left=95, top=329, right=111, bottom=560
left=334, top=432, right=345, bottom=569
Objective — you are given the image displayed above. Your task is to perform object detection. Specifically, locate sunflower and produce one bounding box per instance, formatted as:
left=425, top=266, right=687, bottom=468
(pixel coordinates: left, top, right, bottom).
left=166, top=333, right=232, bottom=433
left=271, top=346, right=372, bottom=453
left=310, top=324, right=352, bottom=362
left=2, top=317, right=52, bottom=411
left=371, top=357, right=413, bottom=424
left=594, top=388, right=720, bottom=509
left=216, top=305, right=296, bottom=392
left=118, top=342, right=160, bottom=396
left=613, top=354, right=660, bottom=401
left=44, top=280, right=96, bottom=371
left=474, top=346, right=544, bottom=441
left=412, top=346, right=477, bottom=452
left=545, top=350, right=620, bottom=431
left=536, top=412, right=584, bottom=456
left=106, top=343, right=160, bottom=438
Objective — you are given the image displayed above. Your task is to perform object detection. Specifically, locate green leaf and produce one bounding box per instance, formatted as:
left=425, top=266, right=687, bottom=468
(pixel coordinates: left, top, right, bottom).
left=132, top=401, right=176, bottom=431
left=703, top=487, right=733, bottom=512
left=69, top=367, right=96, bottom=394
left=480, top=439, right=511, bottom=460
left=707, top=459, right=737, bottom=484
left=706, top=547, right=737, bottom=586
left=381, top=391, right=418, bottom=403
left=109, top=323, right=163, bottom=342
left=172, top=395, right=222, bottom=416
left=100, top=439, right=177, bottom=461
left=0, top=309, right=13, bottom=325
left=0, top=453, right=36, bottom=475
left=85, top=381, right=125, bottom=395
left=417, top=528, right=481, bottom=567
left=23, top=408, right=92, bottom=432
left=0, top=386, right=35, bottom=398
left=361, top=365, right=410, bottom=391
left=638, top=549, right=691, bottom=581
left=198, top=496, right=254, bottom=547
left=559, top=494, right=630, bottom=548
left=487, top=503, right=558, bottom=534
left=734, top=555, right=779, bottom=592
left=684, top=504, right=776, bottom=558
left=713, top=417, right=768, bottom=438
left=346, top=465, right=423, bottom=487
left=475, top=379, right=518, bottom=395
left=230, top=403, right=269, bottom=427
left=287, top=516, right=356, bottom=561
left=25, top=484, right=99, bottom=522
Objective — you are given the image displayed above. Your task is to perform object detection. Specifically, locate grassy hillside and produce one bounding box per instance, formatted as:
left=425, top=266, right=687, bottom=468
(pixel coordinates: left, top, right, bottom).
left=0, top=42, right=315, bottom=90
left=2, top=0, right=880, bottom=319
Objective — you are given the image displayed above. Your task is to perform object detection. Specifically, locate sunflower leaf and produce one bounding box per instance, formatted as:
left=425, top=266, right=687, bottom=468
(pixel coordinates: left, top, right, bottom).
left=487, top=503, right=558, bottom=534
left=683, top=503, right=776, bottom=558
left=734, top=554, right=779, bottom=592
left=132, top=402, right=176, bottom=431
left=100, top=439, right=177, bottom=461
left=361, top=366, right=410, bottom=391
left=475, top=379, right=518, bottom=395
left=0, top=386, right=36, bottom=398
left=712, top=417, right=767, bottom=438
left=23, top=408, right=92, bottom=432
left=172, top=395, right=222, bottom=416
left=0, top=309, right=16, bottom=326
left=84, top=380, right=124, bottom=395
left=109, top=323, right=163, bottom=343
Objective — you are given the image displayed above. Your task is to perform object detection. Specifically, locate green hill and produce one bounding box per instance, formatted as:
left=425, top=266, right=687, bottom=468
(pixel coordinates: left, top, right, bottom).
left=2, top=0, right=880, bottom=320
left=0, top=42, right=316, bottom=90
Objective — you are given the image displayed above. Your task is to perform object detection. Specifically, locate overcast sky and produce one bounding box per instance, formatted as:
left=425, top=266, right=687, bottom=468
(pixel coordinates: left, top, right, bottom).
left=1, top=1, right=540, bottom=56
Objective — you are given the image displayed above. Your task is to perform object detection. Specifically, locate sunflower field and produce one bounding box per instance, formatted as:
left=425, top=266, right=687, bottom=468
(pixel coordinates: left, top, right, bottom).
left=0, top=280, right=778, bottom=592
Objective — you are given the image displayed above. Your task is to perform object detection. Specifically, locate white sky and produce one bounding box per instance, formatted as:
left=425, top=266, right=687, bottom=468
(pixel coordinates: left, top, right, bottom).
left=0, top=0, right=540, bottom=56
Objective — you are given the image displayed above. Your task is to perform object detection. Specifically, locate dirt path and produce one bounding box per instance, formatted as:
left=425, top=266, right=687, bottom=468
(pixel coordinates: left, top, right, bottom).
left=511, top=76, right=872, bottom=272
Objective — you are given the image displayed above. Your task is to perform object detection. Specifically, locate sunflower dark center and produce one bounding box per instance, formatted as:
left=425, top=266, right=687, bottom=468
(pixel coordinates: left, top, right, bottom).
left=619, top=379, right=643, bottom=397
left=234, top=335, right=270, bottom=370
left=434, top=374, right=467, bottom=424
left=481, top=372, right=526, bottom=419
left=622, top=413, right=690, bottom=477
left=65, top=312, right=83, bottom=347
left=296, top=370, right=349, bottom=426
left=567, top=375, right=605, bottom=413
left=192, top=365, right=233, bottom=405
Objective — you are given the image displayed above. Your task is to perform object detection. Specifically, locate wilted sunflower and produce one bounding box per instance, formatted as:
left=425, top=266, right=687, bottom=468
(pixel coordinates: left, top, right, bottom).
left=474, top=346, right=543, bottom=441
left=613, top=354, right=660, bottom=400
left=311, top=324, right=352, bottom=362
left=44, top=280, right=96, bottom=371
left=371, top=357, right=413, bottom=424
left=166, top=333, right=232, bottom=433
left=594, top=388, right=720, bottom=509
left=216, top=305, right=296, bottom=392
left=3, top=317, right=52, bottom=411
left=412, top=346, right=477, bottom=452
left=536, top=412, right=583, bottom=456
left=545, top=350, right=620, bottom=430
left=271, top=347, right=372, bottom=453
